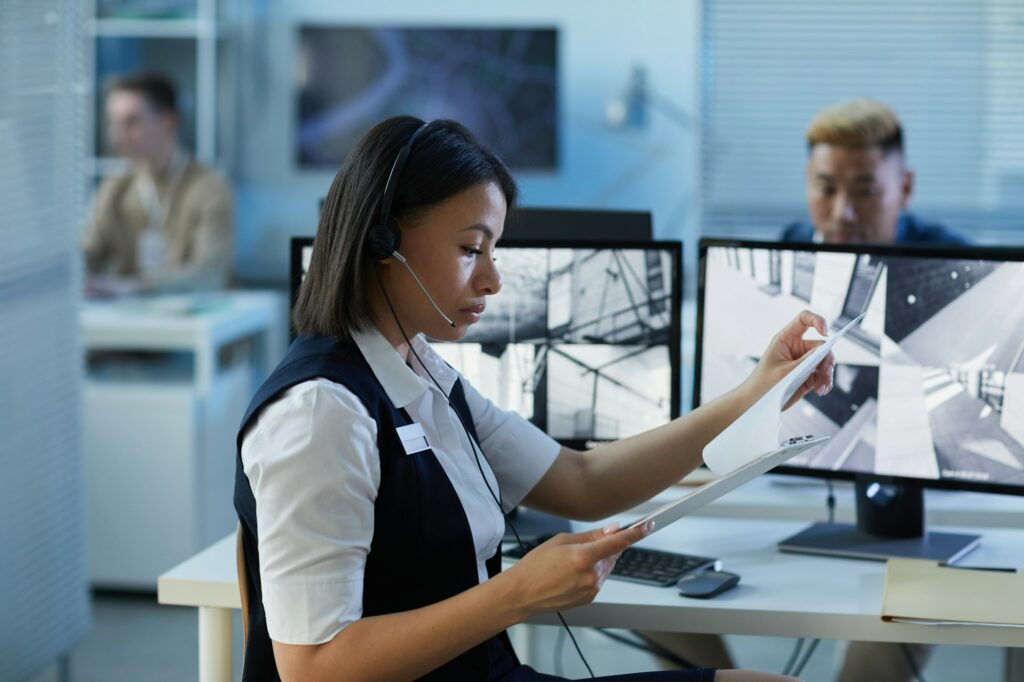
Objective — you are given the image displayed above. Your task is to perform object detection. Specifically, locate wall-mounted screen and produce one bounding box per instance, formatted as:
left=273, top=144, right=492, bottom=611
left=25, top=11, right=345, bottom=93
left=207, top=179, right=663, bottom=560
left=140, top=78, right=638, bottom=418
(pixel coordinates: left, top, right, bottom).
left=296, top=26, right=558, bottom=170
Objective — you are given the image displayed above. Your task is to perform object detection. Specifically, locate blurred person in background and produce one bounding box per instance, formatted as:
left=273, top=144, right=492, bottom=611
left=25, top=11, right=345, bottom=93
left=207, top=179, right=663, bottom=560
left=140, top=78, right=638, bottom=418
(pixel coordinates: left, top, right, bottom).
left=82, top=72, right=233, bottom=295
left=642, top=99, right=967, bottom=682
left=781, top=98, right=967, bottom=245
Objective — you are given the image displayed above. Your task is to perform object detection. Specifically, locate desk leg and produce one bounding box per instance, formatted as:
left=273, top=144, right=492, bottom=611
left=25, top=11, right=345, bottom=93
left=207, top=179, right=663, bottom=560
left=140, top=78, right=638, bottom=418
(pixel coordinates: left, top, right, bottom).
left=199, top=606, right=233, bottom=682
left=509, top=624, right=533, bottom=664
left=1005, top=647, right=1024, bottom=682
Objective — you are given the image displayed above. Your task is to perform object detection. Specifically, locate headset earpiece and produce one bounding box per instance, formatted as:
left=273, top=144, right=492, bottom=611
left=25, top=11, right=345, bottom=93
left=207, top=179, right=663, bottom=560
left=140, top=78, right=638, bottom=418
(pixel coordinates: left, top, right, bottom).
left=367, top=222, right=400, bottom=262
left=367, top=121, right=431, bottom=262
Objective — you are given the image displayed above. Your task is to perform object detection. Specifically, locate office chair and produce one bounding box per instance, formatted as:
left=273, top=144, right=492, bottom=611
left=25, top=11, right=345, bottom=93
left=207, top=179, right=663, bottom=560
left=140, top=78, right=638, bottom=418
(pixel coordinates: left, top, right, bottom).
left=235, top=523, right=251, bottom=655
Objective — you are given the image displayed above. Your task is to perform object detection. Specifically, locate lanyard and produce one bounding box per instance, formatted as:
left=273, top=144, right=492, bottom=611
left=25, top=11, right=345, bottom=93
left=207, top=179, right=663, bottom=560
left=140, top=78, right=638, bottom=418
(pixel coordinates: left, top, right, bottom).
left=135, top=148, right=189, bottom=234
left=134, top=149, right=189, bottom=277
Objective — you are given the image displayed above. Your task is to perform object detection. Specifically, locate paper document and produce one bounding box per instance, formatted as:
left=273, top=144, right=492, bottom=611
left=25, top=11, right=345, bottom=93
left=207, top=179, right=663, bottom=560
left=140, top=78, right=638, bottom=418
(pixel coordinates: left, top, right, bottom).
left=882, top=559, right=1024, bottom=627
left=625, top=435, right=829, bottom=535
left=702, top=314, right=864, bottom=475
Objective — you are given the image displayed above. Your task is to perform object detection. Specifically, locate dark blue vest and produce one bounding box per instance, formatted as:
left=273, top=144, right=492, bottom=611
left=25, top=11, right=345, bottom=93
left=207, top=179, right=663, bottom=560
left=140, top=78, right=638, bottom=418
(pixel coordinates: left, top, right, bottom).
left=234, top=335, right=517, bottom=681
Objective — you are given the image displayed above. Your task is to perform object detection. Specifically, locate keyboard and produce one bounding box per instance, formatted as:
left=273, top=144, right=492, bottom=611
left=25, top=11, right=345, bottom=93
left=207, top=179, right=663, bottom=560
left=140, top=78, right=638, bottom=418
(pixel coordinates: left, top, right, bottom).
left=503, top=535, right=719, bottom=588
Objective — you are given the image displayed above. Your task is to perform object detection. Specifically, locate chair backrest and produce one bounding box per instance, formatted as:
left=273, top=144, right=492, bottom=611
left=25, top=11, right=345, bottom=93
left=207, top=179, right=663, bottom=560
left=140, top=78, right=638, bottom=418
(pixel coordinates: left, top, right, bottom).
left=235, top=523, right=251, bottom=654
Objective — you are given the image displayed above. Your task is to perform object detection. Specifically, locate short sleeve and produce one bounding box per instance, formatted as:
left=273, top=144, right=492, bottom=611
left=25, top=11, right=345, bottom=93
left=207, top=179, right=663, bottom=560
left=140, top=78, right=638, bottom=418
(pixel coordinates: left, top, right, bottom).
left=240, top=379, right=380, bottom=644
left=459, top=378, right=560, bottom=512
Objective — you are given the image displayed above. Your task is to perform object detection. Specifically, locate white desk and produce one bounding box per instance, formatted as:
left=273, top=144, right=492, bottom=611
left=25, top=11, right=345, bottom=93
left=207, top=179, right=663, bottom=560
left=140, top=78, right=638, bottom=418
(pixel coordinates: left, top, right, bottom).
left=83, top=291, right=287, bottom=588
left=159, top=513, right=1024, bottom=682
left=81, top=291, right=286, bottom=392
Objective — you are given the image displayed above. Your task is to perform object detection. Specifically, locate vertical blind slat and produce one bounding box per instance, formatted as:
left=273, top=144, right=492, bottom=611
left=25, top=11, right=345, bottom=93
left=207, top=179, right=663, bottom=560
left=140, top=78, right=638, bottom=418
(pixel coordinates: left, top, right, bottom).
left=0, top=1, right=91, bottom=679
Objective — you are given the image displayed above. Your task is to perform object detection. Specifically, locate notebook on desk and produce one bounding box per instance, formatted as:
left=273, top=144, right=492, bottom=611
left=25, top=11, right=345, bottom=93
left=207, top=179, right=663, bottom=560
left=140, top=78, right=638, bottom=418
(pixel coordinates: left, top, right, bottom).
left=882, top=558, right=1024, bottom=627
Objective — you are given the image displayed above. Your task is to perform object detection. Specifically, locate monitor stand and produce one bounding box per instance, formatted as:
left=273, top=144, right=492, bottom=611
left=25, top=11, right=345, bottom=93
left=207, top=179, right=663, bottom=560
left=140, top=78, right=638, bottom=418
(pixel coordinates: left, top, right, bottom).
left=778, top=478, right=980, bottom=563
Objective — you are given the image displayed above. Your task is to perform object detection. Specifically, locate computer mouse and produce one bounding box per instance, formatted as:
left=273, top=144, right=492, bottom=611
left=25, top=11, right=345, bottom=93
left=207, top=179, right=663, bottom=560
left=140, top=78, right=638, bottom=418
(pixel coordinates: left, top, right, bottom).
left=677, top=570, right=740, bottom=599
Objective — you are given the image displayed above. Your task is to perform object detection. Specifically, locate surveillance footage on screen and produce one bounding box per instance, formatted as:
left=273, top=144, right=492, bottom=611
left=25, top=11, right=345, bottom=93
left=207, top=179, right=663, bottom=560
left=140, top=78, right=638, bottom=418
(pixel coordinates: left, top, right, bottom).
left=435, top=247, right=674, bottom=443
left=700, top=246, right=1024, bottom=486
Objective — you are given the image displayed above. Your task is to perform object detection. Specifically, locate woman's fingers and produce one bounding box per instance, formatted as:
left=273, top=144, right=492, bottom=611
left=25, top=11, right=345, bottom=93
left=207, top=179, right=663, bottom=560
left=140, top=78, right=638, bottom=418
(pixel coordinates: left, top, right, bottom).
left=816, top=352, right=836, bottom=395
left=579, top=522, right=652, bottom=564
left=778, top=310, right=828, bottom=350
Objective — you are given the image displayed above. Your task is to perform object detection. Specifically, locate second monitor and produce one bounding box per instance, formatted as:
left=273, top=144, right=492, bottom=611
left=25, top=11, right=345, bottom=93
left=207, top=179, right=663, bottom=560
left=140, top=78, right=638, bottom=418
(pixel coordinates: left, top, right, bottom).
left=695, top=238, right=1024, bottom=561
left=435, top=239, right=682, bottom=450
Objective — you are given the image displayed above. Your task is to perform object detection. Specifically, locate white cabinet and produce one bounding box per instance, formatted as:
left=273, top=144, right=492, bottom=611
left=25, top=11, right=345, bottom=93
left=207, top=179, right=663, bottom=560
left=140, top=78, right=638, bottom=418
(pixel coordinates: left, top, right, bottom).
left=82, top=290, right=285, bottom=588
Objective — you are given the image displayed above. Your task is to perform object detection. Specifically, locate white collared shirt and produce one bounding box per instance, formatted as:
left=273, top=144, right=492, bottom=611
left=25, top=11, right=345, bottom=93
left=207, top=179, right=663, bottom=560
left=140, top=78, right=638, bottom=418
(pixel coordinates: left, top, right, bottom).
left=240, top=329, right=560, bottom=645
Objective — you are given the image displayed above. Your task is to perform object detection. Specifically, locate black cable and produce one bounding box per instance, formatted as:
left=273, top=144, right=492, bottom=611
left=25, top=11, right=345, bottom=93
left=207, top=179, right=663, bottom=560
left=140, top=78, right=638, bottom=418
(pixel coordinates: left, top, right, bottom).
left=781, top=638, right=805, bottom=676
left=826, top=479, right=836, bottom=524
left=376, top=270, right=596, bottom=678
left=900, top=643, right=927, bottom=682
left=790, top=638, right=820, bottom=677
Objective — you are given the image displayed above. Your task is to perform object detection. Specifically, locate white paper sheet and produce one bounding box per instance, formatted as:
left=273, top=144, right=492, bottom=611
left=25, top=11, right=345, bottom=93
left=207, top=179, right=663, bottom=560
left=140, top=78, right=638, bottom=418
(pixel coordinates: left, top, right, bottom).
left=626, top=435, right=829, bottom=534
left=702, top=314, right=864, bottom=475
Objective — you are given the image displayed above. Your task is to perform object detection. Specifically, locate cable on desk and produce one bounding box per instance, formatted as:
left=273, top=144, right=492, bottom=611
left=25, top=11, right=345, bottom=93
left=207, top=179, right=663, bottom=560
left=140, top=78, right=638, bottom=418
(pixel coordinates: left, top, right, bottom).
left=900, top=643, right=927, bottom=682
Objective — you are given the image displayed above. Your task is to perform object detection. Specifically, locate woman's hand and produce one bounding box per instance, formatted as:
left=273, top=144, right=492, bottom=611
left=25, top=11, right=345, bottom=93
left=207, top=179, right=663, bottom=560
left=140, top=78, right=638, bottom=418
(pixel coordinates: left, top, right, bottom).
left=745, top=309, right=836, bottom=411
left=506, top=522, right=653, bottom=617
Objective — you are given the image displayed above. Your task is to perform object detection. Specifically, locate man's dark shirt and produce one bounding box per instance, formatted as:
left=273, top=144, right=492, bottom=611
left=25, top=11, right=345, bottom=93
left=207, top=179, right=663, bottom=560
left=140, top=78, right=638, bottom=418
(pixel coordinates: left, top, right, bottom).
left=779, top=212, right=969, bottom=245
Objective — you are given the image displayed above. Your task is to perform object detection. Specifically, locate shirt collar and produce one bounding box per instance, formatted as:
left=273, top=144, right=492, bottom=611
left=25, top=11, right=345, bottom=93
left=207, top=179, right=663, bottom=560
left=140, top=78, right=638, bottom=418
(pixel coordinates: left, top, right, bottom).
left=352, top=327, right=459, bottom=407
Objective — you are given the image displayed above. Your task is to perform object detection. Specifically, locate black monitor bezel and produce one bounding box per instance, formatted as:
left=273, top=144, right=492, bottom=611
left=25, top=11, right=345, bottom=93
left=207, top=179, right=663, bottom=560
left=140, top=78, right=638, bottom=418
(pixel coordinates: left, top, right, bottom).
left=290, top=236, right=683, bottom=448
left=694, top=236, right=1024, bottom=498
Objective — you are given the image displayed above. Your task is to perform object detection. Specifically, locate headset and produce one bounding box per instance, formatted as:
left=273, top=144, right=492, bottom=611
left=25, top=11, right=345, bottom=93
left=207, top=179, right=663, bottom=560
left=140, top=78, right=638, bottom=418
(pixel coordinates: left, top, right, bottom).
left=368, top=121, right=596, bottom=677
left=367, top=121, right=455, bottom=327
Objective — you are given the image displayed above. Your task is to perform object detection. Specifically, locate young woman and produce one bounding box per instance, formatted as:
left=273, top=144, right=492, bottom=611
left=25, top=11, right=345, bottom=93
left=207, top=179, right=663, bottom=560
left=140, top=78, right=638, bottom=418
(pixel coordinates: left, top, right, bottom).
left=234, top=116, right=834, bottom=682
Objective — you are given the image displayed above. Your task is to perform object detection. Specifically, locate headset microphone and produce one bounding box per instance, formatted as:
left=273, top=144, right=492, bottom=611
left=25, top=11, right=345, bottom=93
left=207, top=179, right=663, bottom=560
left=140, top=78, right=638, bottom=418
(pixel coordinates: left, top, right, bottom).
left=391, top=250, right=456, bottom=328
left=367, top=121, right=456, bottom=329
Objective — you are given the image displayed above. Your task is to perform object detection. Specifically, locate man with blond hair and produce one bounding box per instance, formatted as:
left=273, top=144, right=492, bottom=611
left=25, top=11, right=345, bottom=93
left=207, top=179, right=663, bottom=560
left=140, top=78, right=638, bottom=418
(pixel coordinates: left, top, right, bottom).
left=782, top=98, right=966, bottom=245
left=781, top=97, right=961, bottom=682
left=641, top=100, right=963, bottom=681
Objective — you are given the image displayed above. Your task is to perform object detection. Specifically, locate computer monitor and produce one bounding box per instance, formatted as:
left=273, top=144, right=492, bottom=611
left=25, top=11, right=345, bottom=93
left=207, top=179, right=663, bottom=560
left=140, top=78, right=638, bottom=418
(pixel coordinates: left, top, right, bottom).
left=695, top=238, right=1024, bottom=561
left=506, top=208, right=652, bottom=242
left=292, top=236, right=681, bottom=449
left=434, top=239, right=681, bottom=450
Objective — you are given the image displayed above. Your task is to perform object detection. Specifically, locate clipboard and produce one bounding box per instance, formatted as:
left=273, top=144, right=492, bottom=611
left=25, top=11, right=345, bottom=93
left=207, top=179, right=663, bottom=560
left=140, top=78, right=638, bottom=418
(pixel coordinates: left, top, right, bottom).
left=882, top=558, right=1024, bottom=627
left=625, top=435, right=829, bottom=535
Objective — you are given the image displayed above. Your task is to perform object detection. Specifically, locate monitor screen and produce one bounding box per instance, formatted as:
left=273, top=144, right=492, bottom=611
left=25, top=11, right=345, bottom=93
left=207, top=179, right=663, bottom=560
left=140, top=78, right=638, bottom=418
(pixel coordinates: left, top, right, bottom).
left=291, top=237, right=682, bottom=449
left=695, top=239, right=1024, bottom=495
left=296, top=26, right=558, bottom=170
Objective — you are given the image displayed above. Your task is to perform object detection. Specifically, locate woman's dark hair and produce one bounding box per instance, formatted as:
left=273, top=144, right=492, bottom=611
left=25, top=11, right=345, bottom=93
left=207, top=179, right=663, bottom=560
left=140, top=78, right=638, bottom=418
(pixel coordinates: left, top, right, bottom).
left=293, top=116, right=518, bottom=340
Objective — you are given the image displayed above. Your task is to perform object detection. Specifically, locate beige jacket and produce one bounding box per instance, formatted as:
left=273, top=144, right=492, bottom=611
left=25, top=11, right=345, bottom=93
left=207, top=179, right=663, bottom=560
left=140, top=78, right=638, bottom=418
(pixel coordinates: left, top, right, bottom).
left=82, top=153, right=234, bottom=291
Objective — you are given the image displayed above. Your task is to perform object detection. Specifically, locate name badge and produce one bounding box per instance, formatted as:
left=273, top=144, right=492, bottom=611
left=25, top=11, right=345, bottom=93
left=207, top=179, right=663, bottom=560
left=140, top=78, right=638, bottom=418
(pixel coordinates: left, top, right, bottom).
left=396, top=423, right=430, bottom=455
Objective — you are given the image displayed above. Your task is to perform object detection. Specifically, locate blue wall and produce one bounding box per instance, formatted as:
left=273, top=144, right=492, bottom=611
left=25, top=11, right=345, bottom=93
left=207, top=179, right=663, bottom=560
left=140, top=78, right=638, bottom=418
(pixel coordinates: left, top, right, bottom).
left=230, top=1, right=701, bottom=284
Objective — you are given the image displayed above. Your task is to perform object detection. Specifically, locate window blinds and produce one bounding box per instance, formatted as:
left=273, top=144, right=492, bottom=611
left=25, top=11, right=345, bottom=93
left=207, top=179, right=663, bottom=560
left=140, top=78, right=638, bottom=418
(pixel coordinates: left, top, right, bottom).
left=0, top=1, right=91, bottom=679
left=702, top=0, right=1024, bottom=243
